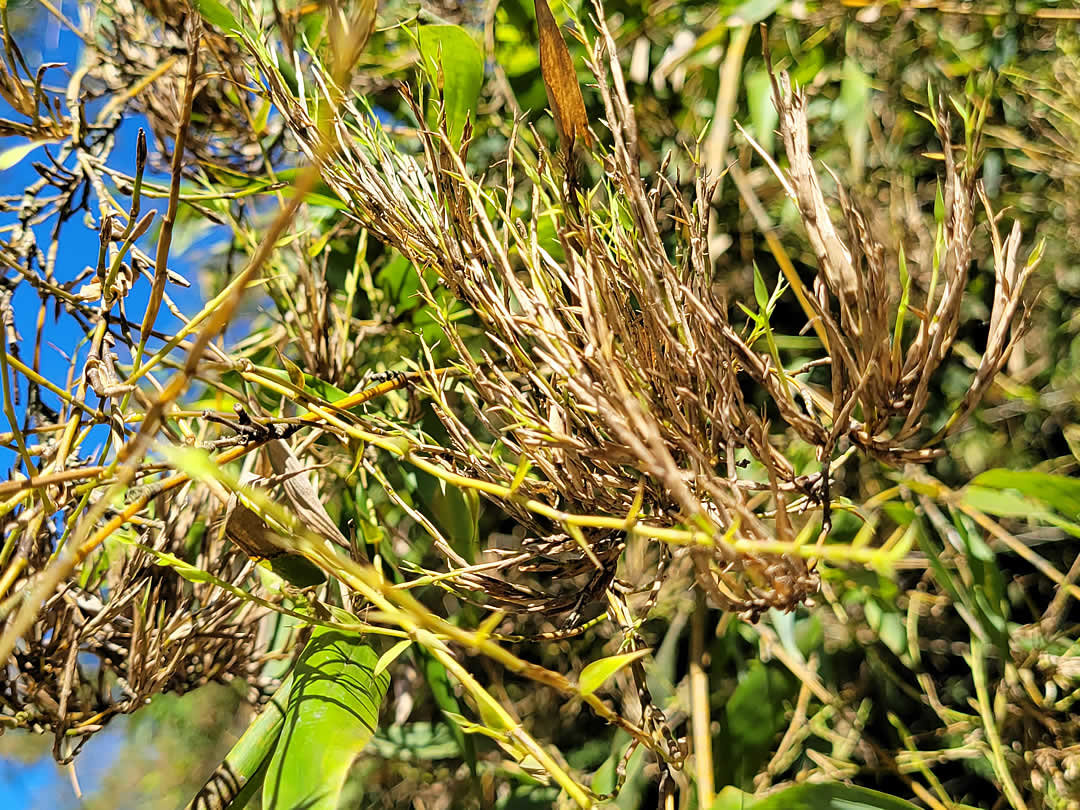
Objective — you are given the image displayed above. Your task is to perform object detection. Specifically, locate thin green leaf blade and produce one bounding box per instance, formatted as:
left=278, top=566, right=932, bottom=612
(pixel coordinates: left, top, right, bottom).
left=192, top=0, right=240, bottom=32
left=0, top=139, right=59, bottom=171
left=752, top=264, right=769, bottom=312
left=374, top=639, right=413, bottom=678
left=578, top=649, right=650, bottom=697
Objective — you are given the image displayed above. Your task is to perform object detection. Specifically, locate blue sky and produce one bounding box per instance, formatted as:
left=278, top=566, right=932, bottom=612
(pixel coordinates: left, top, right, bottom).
left=0, top=0, right=230, bottom=459
left=0, top=3, right=217, bottom=804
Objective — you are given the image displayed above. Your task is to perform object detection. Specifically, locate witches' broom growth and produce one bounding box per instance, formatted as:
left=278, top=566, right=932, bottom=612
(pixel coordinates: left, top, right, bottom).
left=0, top=0, right=1054, bottom=806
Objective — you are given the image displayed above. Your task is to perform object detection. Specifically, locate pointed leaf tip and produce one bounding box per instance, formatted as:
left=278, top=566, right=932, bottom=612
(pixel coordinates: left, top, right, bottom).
left=579, top=648, right=650, bottom=696
left=535, top=0, right=591, bottom=153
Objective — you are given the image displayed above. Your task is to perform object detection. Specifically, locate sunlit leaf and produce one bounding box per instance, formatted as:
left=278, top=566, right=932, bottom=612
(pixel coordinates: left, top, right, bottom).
left=417, top=24, right=484, bottom=147
left=578, top=648, right=650, bottom=696
left=969, top=469, right=1080, bottom=520
left=710, top=785, right=758, bottom=810
left=189, top=675, right=294, bottom=810
left=192, top=0, right=240, bottom=33
left=746, top=69, right=777, bottom=154
left=263, top=629, right=390, bottom=810
left=276, top=348, right=305, bottom=390
left=753, top=264, right=768, bottom=311
left=374, top=639, right=413, bottom=678
left=0, top=139, right=59, bottom=171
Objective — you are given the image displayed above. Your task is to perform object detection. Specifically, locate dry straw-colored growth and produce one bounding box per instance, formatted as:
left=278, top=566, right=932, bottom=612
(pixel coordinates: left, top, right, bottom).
left=0, top=0, right=1041, bottom=799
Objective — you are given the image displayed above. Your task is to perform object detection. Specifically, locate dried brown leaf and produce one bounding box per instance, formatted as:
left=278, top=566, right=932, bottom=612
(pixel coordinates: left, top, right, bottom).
left=535, top=0, right=591, bottom=153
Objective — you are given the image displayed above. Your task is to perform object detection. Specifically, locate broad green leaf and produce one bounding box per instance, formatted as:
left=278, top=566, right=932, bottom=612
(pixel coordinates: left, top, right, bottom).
left=377, top=251, right=423, bottom=309
left=267, top=554, right=327, bottom=588
left=969, top=469, right=1080, bottom=520
left=369, top=721, right=461, bottom=761
left=188, top=674, right=294, bottom=810
left=714, top=661, right=795, bottom=790
left=578, top=649, right=651, bottom=697
left=417, top=24, right=484, bottom=146
left=962, top=485, right=1040, bottom=518
left=749, top=783, right=920, bottom=810
left=263, top=629, right=390, bottom=810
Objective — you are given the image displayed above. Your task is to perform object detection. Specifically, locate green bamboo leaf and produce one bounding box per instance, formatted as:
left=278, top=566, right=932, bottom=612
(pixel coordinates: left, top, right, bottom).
left=752, top=264, right=769, bottom=312
left=187, top=675, right=294, bottom=810
left=714, top=661, right=795, bottom=789
left=263, top=629, right=390, bottom=810
left=153, top=552, right=215, bottom=585
left=745, top=69, right=777, bottom=154
left=416, top=24, right=484, bottom=147
left=374, top=639, right=413, bottom=678
left=969, top=469, right=1080, bottom=520
left=192, top=0, right=240, bottom=33
left=709, top=785, right=758, bottom=810
left=417, top=471, right=479, bottom=564
left=894, top=244, right=909, bottom=344
left=248, top=364, right=350, bottom=404
left=266, top=554, right=327, bottom=588
left=748, top=783, right=920, bottom=810
left=578, top=649, right=651, bottom=697
left=368, top=721, right=461, bottom=761
left=0, top=139, right=60, bottom=171
left=509, top=453, right=532, bottom=494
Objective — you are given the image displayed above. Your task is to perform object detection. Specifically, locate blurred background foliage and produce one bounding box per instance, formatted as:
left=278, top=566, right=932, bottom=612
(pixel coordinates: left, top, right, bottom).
left=2, top=0, right=1079, bottom=808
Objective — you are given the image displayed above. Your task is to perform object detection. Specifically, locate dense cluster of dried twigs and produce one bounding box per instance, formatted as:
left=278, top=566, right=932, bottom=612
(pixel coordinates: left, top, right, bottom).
left=0, top=0, right=1044, bottom=801
left=252, top=4, right=1036, bottom=621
